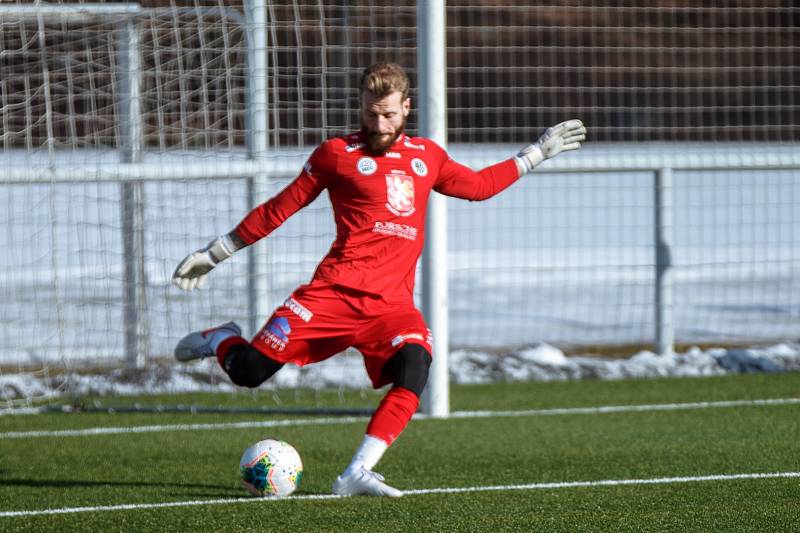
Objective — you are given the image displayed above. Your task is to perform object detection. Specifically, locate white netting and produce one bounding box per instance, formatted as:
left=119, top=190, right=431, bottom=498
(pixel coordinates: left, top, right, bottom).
left=1, top=1, right=799, bottom=406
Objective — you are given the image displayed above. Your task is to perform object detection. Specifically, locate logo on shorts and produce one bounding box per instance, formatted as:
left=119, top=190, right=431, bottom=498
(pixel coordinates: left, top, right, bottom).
left=390, top=333, right=426, bottom=347
left=261, top=316, right=291, bottom=352
left=410, top=158, right=428, bottom=176
left=357, top=157, right=377, bottom=175
left=284, top=297, right=313, bottom=322
left=385, top=172, right=416, bottom=216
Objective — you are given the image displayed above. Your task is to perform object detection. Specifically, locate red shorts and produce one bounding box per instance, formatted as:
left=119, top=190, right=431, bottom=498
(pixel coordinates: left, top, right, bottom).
left=250, top=280, right=432, bottom=389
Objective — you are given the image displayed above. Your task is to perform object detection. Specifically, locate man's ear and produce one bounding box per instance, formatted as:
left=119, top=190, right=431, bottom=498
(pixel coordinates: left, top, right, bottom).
left=403, top=98, right=411, bottom=117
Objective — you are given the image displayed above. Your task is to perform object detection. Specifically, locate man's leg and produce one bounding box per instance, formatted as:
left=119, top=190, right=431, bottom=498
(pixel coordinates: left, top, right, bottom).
left=218, top=341, right=284, bottom=388
left=174, top=322, right=284, bottom=387
left=176, top=281, right=358, bottom=390
left=333, top=342, right=431, bottom=497
left=364, top=342, right=431, bottom=446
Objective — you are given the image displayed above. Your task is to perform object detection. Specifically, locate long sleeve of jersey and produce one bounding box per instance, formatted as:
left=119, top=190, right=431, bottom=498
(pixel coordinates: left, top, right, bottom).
left=234, top=144, right=334, bottom=245
left=432, top=151, right=521, bottom=201
left=230, top=132, right=526, bottom=304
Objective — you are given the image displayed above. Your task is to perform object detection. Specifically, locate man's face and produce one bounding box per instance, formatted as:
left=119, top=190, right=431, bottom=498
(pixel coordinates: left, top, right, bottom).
left=360, top=90, right=410, bottom=154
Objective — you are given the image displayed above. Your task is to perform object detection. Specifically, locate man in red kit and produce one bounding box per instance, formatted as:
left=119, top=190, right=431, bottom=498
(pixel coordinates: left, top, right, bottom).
left=172, top=62, right=585, bottom=497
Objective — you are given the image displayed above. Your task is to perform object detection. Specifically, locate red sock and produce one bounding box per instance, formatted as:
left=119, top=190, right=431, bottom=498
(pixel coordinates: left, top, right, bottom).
left=366, top=387, right=420, bottom=446
left=216, top=336, right=248, bottom=367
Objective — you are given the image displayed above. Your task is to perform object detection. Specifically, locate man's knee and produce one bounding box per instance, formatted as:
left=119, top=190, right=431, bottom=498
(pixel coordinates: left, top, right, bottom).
left=383, top=343, right=432, bottom=397
left=222, top=344, right=283, bottom=388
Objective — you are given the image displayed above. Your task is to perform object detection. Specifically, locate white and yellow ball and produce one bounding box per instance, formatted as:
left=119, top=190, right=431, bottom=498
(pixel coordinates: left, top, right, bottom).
left=239, top=439, right=303, bottom=497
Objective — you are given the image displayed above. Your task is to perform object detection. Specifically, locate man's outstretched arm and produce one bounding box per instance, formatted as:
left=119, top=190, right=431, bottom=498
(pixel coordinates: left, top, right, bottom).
left=171, top=172, right=326, bottom=292
left=171, top=231, right=247, bottom=291
left=172, top=142, right=335, bottom=291
left=435, top=119, right=586, bottom=201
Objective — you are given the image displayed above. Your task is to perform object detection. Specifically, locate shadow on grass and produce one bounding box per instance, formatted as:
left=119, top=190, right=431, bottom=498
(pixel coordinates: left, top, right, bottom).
left=0, top=477, right=241, bottom=497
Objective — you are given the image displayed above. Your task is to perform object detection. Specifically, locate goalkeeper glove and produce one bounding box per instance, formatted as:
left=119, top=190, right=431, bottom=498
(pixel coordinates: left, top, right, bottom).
left=172, top=234, right=237, bottom=291
left=514, top=119, right=586, bottom=175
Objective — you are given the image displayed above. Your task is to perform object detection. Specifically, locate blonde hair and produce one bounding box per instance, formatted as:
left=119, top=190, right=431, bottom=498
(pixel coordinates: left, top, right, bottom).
left=360, top=62, right=409, bottom=100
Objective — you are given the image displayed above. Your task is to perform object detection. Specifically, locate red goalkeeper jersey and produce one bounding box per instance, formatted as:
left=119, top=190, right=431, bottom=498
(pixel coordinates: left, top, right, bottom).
left=235, top=132, right=520, bottom=305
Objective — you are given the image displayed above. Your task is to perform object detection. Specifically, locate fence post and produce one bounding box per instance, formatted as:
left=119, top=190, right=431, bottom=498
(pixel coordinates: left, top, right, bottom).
left=117, top=17, right=148, bottom=369
left=245, top=0, right=270, bottom=337
left=655, top=167, right=675, bottom=357
left=418, top=0, right=449, bottom=418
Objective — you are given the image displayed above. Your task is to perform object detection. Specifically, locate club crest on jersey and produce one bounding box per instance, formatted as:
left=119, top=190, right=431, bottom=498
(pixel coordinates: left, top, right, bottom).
left=385, top=172, right=416, bottom=216
left=357, top=156, right=377, bottom=175
left=411, top=158, right=428, bottom=176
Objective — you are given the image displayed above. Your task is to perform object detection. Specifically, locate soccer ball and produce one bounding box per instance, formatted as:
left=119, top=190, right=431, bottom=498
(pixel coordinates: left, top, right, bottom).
left=239, top=439, right=304, bottom=497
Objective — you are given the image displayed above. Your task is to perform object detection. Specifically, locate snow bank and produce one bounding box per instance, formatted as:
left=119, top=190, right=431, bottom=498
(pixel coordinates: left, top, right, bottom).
left=2, top=344, right=799, bottom=402
left=449, top=343, right=800, bottom=384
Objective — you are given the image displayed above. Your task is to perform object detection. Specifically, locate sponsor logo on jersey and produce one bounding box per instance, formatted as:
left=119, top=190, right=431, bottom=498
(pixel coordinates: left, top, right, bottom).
left=403, top=137, right=425, bottom=150
left=284, top=297, right=313, bottom=322
left=303, top=161, right=313, bottom=175
left=261, top=316, right=291, bottom=352
left=385, top=172, right=416, bottom=216
left=346, top=142, right=366, bottom=153
left=385, top=151, right=401, bottom=159
left=357, top=156, right=377, bottom=175
left=373, top=221, right=418, bottom=240
left=411, top=158, right=428, bottom=176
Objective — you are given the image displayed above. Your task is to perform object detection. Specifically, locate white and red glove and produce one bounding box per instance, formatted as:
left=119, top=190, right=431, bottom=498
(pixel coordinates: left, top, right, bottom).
left=514, top=119, right=586, bottom=175
left=171, top=234, right=237, bottom=291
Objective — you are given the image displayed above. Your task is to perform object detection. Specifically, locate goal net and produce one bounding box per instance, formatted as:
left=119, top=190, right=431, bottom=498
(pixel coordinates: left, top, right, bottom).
left=1, top=1, right=799, bottom=408
left=0, top=0, right=421, bottom=408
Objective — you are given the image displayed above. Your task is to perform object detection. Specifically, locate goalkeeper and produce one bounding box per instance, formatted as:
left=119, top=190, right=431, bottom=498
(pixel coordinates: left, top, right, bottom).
left=172, top=62, right=585, bottom=497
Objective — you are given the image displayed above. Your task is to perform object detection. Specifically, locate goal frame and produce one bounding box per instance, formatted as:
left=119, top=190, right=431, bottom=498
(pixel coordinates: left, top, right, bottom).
left=4, top=2, right=800, bottom=418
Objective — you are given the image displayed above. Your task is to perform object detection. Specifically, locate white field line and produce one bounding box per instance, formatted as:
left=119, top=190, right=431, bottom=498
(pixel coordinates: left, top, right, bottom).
left=0, top=416, right=366, bottom=439
left=2, top=471, right=799, bottom=518
left=1, top=397, right=798, bottom=440
left=0, top=407, right=41, bottom=416
left=447, top=397, right=800, bottom=419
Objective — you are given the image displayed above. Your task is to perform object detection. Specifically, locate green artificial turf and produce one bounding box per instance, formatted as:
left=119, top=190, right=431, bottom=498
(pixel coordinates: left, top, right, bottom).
left=1, top=372, right=799, bottom=532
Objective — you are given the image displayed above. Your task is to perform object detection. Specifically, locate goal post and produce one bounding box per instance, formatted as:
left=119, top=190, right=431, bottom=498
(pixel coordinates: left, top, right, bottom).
left=115, top=9, right=147, bottom=369
left=243, top=0, right=272, bottom=342
left=417, top=0, right=449, bottom=417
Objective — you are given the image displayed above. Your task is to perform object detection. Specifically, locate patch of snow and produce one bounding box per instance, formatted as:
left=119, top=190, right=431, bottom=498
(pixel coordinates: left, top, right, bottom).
left=447, top=343, right=800, bottom=384
left=1, top=343, right=799, bottom=403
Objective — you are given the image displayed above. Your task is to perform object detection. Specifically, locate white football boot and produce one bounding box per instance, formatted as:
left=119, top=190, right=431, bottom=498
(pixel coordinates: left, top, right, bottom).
left=174, top=321, right=242, bottom=362
left=332, top=466, right=403, bottom=497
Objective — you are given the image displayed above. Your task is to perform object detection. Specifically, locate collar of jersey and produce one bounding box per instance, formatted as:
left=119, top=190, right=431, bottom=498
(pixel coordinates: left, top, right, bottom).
left=351, top=131, right=408, bottom=146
